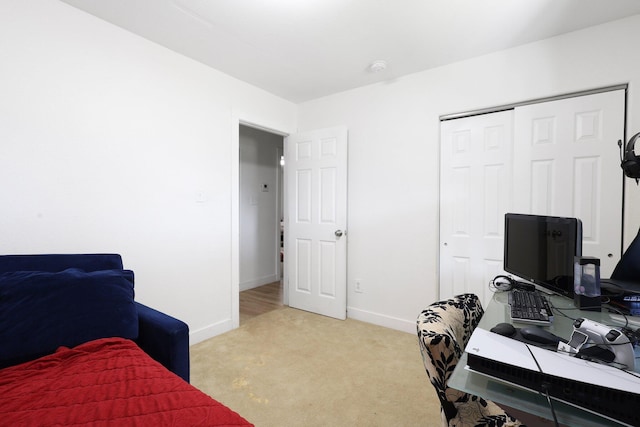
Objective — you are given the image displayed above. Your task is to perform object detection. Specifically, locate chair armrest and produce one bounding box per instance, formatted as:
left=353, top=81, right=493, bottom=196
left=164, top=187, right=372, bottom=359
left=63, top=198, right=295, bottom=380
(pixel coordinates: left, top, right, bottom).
left=134, top=302, right=190, bottom=383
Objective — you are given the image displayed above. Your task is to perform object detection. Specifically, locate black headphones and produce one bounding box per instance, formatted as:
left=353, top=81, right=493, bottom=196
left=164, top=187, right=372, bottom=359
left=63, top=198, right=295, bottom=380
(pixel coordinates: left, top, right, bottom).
left=491, top=275, right=536, bottom=292
left=621, top=132, right=640, bottom=179
left=492, top=275, right=516, bottom=291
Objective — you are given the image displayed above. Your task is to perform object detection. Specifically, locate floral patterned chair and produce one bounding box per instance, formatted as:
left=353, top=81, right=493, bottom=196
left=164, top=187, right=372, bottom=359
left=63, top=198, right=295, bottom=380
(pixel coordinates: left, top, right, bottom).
left=417, top=293, right=525, bottom=427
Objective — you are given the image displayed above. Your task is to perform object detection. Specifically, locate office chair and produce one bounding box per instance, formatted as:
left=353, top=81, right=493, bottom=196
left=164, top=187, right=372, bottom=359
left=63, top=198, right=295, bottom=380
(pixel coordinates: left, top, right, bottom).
left=417, top=294, right=524, bottom=427
left=611, top=228, right=640, bottom=281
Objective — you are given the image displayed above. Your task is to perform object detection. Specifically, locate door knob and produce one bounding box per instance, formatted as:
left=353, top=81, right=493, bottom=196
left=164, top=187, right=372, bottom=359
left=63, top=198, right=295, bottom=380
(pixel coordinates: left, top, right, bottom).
left=335, top=230, right=344, bottom=238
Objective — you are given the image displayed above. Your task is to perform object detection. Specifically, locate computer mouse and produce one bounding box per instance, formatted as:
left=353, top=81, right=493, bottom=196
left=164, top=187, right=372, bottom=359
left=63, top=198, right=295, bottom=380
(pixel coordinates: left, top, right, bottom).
left=520, top=326, right=563, bottom=345
left=490, top=322, right=517, bottom=337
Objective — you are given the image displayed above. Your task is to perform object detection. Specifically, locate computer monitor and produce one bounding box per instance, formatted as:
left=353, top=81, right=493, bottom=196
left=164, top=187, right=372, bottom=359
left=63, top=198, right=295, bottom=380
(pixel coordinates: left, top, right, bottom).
left=504, top=213, right=582, bottom=297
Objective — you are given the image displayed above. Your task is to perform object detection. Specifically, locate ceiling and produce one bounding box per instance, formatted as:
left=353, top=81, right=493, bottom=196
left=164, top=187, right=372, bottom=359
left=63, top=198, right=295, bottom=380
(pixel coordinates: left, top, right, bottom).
left=60, top=0, right=640, bottom=103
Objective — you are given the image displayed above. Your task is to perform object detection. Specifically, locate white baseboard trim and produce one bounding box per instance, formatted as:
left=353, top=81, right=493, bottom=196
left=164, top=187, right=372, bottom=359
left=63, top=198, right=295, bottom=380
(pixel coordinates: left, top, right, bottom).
left=189, top=306, right=415, bottom=345
left=239, top=274, right=278, bottom=292
left=189, top=318, right=234, bottom=346
left=347, top=306, right=415, bottom=334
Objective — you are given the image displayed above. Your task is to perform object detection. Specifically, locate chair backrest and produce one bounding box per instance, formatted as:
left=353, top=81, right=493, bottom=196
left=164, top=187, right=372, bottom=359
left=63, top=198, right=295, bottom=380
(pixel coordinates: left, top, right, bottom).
left=0, top=254, right=124, bottom=274
left=611, top=228, right=640, bottom=281
left=416, top=293, right=484, bottom=423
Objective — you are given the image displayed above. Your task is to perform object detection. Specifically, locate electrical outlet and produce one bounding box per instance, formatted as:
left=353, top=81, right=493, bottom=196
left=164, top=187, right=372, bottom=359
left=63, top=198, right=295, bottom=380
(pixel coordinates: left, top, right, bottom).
left=355, top=279, right=363, bottom=293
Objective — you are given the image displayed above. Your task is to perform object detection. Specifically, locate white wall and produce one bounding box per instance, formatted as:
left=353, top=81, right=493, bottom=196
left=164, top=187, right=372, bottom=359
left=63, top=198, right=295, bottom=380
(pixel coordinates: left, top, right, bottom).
left=4, top=0, right=640, bottom=340
left=0, top=0, right=297, bottom=344
left=239, top=126, right=283, bottom=290
left=298, top=15, right=640, bottom=333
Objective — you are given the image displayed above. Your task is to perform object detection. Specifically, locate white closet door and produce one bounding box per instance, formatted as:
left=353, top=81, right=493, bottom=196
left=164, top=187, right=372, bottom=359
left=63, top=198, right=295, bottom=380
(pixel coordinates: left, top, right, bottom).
left=513, top=90, right=625, bottom=276
left=439, top=111, right=514, bottom=306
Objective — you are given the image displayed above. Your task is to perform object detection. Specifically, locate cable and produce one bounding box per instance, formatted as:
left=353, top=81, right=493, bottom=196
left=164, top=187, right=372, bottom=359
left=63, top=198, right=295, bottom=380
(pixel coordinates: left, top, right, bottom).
left=524, top=344, right=559, bottom=427
left=603, top=305, right=630, bottom=329
left=540, top=384, right=559, bottom=427
left=545, top=299, right=575, bottom=321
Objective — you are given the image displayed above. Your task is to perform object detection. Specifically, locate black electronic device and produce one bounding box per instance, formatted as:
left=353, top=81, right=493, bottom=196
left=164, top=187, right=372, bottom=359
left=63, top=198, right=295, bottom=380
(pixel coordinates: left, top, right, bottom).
left=490, top=322, right=516, bottom=337
left=489, top=322, right=563, bottom=351
left=621, top=132, right=640, bottom=179
left=519, top=326, right=563, bottom=345
left=504, top=213, right=582, bottom=298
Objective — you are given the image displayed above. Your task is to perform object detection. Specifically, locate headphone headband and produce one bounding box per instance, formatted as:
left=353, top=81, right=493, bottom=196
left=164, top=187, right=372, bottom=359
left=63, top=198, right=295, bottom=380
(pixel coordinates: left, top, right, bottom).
left=622, top=132, right=640, bottom=179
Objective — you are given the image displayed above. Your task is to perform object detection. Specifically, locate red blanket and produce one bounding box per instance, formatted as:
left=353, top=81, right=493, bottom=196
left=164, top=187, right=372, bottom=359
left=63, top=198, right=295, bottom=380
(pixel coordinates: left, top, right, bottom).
left=0, top=337, right=253, bottom=426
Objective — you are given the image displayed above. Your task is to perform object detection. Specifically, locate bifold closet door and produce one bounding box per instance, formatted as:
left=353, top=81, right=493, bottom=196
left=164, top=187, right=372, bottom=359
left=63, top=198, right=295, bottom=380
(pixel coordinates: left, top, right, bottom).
left=512, top=89, right=625, bottom=277
left=439, top=89, right=625, bottom=303
left=439, top=110, right=514, bottom=306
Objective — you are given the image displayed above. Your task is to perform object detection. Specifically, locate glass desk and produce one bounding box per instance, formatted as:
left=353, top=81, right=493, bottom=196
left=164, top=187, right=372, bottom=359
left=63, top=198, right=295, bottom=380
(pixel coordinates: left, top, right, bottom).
left=449, top=291, right=640, bottom=427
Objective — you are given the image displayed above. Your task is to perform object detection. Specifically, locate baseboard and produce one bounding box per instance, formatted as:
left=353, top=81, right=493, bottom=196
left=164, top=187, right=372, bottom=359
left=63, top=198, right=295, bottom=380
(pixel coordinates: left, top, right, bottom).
left=347, top=306, right=415, bottom=334
left=189, top=317, right=234, bottom=346
left=189, top=308, right=415, bottom=345
left=239, top=274, right=278, bottom=291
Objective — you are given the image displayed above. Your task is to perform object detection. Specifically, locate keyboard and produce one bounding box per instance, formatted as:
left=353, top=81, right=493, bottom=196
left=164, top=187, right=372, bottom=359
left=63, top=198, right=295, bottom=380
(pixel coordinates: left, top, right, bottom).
left=508, top=289, right=553, bottom=324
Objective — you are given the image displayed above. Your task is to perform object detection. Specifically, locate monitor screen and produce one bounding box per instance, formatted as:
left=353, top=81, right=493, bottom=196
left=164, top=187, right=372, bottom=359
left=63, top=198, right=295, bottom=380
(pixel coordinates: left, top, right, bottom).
left=504, top=213, right=582, bottom=297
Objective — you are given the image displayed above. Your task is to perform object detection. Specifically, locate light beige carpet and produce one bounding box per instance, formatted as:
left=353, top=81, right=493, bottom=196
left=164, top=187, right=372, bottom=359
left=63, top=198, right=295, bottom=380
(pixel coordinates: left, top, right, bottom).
left=190, top=307, right=442, bottom=426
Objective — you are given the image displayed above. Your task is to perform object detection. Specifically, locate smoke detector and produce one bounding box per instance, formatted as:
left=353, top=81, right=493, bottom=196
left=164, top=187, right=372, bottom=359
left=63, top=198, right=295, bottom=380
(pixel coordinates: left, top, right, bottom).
left=369, top=60, right=387, bottom=73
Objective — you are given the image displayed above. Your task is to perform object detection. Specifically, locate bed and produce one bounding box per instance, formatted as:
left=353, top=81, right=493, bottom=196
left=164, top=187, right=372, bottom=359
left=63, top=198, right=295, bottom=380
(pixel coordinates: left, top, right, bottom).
left=0, top=254, right=252, bottom=426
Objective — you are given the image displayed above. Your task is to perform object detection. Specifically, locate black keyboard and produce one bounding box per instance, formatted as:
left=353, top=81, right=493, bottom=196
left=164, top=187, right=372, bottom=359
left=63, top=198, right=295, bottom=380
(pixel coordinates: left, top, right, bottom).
left=508, top=289, right=553, bottom=324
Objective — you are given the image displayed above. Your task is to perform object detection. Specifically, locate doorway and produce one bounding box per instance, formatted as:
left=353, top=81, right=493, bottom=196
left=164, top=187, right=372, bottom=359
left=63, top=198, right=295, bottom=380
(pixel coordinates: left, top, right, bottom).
left=238, top=124, right=285, bottom=324
left=232, top=119, right=348, bottom=328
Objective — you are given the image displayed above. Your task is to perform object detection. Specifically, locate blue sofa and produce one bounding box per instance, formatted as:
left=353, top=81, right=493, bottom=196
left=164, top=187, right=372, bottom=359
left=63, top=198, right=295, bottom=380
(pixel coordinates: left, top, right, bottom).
left=0, top=253, right=190, bottom=382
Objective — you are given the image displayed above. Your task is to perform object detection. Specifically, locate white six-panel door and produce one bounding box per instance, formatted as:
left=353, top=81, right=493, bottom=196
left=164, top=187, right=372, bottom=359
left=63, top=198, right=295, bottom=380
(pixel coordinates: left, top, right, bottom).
left=439, top=111, right=514, bottom=305
left=513, top=90, right=625, bottom=276
left=439, top=90, right=625, bottom=305
left=285, top=126, right=348, bottom=320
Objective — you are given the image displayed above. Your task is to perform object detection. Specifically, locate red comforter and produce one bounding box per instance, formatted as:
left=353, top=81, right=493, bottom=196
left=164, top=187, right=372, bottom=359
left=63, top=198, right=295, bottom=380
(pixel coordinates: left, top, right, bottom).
left=0, top=337, right=253, bottom=426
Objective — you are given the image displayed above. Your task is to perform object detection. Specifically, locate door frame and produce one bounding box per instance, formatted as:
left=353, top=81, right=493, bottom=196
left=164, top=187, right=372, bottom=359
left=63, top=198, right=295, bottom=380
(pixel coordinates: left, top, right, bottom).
left=231, top=110, right=291, bottom=329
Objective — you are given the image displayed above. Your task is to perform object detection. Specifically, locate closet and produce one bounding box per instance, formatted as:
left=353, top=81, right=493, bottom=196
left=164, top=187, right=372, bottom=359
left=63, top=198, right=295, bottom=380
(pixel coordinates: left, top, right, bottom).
left=439, top=88, right=626, bottom=306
